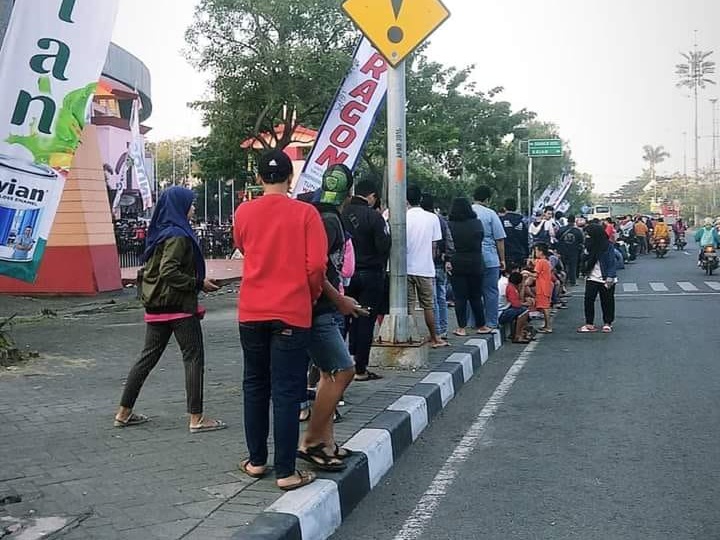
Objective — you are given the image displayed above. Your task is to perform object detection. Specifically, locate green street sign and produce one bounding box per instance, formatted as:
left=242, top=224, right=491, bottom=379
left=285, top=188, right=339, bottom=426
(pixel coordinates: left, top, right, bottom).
left=528, top=139, right=563, bottom=157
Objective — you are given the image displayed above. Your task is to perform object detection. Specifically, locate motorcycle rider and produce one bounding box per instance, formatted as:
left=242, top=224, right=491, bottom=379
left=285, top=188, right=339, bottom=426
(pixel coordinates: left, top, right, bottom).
left=653, top=217, right=670, bottom=247
left=672, top=218, right=687, bottom=247
left=694, top=218, right=720, bottom=266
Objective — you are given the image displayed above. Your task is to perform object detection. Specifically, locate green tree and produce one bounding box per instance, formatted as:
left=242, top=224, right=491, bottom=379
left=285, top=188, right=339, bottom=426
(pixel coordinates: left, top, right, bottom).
left=186, top=0, right=356, bottom=181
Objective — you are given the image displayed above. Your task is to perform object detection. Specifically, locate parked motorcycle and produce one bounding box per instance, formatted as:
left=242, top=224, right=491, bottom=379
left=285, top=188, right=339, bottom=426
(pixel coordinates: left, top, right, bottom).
left=675, top=233, right=687, bottom=251
left=701, top=246, right=719, bottom=276
left=655, top=238, right=669, bottom=258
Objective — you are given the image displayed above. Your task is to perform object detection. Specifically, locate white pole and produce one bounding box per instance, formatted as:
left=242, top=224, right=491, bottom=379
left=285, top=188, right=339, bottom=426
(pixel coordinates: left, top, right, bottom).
left=204, top=181, right=208, bottom=223
left=217, top=178, right=222, bottom=224
left=379, top=61, right=415, bottom=345
left=527, top=157, right=533, bottom=217
left=231, top=179, right=236, bottom=224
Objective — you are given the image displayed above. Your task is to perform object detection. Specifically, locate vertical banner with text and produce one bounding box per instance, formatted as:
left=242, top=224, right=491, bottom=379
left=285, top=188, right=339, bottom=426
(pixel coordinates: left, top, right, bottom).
left=0, top=0, right=119, bottom=283
left=292, top=37, right=389, bottom=196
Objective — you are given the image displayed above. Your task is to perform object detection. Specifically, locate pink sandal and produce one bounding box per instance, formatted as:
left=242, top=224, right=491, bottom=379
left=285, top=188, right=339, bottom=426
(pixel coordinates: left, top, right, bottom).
left=577, top=325, right=597, bottom=333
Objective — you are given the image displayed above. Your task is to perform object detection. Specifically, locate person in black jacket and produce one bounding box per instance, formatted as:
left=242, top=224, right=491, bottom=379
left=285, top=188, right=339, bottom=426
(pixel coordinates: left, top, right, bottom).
left=447, top=197, right=486, bottom=337
left=342, top=179, right=391, bottom=381
left=501, top=198, right=529, bottom=268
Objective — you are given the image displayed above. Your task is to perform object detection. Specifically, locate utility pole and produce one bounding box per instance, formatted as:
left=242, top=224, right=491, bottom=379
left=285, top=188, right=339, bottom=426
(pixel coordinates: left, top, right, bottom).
left=527, top=158, right=533, bottom=218
left=711, top=98, right=718, bottom=209
left=171, top=139, right=176, bottom=186
left=380, top=60, right=417, bottom=344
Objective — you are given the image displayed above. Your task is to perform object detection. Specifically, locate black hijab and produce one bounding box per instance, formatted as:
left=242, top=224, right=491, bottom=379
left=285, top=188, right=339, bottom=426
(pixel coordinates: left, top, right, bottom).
left=585, top=223, right=610, bottom=269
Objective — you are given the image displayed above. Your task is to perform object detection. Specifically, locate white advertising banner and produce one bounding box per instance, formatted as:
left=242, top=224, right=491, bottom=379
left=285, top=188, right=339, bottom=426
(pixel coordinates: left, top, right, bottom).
left=0, top=0, right=118, bottom=283
left=533, top=185, right=555, bottom=215
left=292, top=37, right=388, bottom=196
left=129, top=99, right=153, bottom=210
left=548, top=173, right=574, bottom=209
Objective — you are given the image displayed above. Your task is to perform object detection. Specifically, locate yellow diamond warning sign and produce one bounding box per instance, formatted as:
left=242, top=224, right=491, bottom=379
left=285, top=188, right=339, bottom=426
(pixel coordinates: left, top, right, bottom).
left=342, top=0, right=451, bottom=67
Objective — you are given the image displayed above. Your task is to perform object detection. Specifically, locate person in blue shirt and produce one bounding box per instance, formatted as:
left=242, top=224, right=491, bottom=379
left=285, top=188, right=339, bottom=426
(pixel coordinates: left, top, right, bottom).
left=695, top=218, right=720, bottom=265
left=471, top=185, right=507, bottom=332
left=12, top=226, right=35, bottom=260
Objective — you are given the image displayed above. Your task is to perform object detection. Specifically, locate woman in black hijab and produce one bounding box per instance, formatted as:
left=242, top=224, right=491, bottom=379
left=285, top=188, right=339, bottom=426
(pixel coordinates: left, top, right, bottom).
left=578, top=223, right=618, bottom=333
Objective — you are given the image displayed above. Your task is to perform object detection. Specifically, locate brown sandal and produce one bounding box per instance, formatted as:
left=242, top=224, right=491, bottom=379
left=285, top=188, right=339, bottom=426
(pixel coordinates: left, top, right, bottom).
left=278, top=470, right=316, bottom=491
left=239, top=459, right=267, bottom=479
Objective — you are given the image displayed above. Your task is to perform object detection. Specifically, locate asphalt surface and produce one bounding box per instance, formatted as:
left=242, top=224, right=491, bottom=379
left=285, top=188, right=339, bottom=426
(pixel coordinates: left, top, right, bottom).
left=332, top=238, right=720, bottom=540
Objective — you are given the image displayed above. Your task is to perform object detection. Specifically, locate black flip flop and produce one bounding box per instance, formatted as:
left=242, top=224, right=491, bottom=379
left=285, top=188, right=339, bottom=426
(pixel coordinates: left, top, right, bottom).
left=297, top=444, right=346, bottom=472
left=354, top=371, right=383, bottom=382
left=333, top=444, right=354, bottom=460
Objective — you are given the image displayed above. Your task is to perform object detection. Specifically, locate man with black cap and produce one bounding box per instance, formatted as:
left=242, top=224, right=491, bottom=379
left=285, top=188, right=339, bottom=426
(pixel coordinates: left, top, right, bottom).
left=233, top=149, right=327, bottom=491
left=342, top=178, right=391, bottom=381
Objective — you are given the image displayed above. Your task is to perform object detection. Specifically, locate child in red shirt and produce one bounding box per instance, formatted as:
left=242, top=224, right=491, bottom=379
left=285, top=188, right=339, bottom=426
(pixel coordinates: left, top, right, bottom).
left=499, top=272, right=532, bottom=343
left=532, top=243, right=553, bottom=334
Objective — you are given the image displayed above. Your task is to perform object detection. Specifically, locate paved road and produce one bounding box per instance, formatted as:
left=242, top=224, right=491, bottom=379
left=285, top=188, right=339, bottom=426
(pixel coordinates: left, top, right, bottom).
left=333, top=240, right=720, bottom=540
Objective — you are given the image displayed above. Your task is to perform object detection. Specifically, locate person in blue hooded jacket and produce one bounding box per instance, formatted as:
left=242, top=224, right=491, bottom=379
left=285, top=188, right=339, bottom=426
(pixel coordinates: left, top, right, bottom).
left=114, top=187, right=226, bottom=434
left=578, top=223, right=618, bottom=334
left=694, top=218, right=720, bottom=265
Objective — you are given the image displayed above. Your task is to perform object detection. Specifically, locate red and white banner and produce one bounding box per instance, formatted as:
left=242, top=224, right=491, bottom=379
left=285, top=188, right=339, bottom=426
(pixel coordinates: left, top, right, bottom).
left=292, top=38, right=388, bottom=196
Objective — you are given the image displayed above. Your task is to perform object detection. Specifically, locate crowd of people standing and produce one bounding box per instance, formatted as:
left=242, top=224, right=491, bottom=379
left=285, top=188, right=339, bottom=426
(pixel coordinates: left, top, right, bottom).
left=112, top=149, right=624, bottom=493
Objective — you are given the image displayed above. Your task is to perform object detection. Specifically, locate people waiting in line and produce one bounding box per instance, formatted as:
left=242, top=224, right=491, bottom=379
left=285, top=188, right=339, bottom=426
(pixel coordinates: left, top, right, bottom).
left=343, top=179, right=391, bottom=381
left=471, top=186, right=507, bottom=333
left=406, top=185, right=448, bottom=348
left=447, top=197, right=486, bottom=337
left=233, top=150, right=327, bottom=491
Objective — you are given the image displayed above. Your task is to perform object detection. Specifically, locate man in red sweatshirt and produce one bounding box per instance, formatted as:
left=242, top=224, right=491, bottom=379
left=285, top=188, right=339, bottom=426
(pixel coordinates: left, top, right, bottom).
left=233, top=150, right=327, bottom=491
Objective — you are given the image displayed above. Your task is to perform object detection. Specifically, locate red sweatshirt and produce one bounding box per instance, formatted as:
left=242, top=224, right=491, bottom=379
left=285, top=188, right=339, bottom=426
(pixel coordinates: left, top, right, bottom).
left=233, top=194, right=327, bottom=328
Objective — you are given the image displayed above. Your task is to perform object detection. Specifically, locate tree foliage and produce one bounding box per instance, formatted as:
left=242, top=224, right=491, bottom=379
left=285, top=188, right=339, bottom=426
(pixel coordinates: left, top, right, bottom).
left=185, top=0, right=593, bottom=214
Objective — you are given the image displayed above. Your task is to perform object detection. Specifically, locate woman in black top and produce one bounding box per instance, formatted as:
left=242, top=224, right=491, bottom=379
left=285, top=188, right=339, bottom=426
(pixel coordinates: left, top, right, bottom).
left=447, top=197, right=486, bottom=337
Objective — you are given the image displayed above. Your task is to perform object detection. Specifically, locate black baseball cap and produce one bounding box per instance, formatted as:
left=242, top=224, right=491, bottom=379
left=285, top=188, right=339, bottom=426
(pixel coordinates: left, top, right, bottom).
left=258, top=150, right=293, bottom=183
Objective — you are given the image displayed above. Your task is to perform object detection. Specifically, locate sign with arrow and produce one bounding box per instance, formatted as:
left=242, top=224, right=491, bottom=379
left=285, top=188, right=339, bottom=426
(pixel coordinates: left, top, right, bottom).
left=342, top=0, right=451, bottom=67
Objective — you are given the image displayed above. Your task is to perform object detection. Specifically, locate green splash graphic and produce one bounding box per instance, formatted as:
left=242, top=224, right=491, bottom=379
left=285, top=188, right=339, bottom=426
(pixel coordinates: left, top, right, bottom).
left=5, top=80, right=97, bottom=166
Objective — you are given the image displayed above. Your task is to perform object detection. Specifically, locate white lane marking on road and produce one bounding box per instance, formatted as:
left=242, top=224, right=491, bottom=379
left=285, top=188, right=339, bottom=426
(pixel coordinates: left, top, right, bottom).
left=392, top=341, right=538, bottom=540
left=678, top=282, right=699, bottom=291
left=622, top=283, right=638, bottom=292
left=705, top=281, right=720, bottom=291
left=650, top=282, right=668, bottom=292
left=615, top=292, right=720, bottom=298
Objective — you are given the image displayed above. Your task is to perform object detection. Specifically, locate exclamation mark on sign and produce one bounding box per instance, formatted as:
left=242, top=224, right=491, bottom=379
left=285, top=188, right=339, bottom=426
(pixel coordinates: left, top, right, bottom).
left=388, top=0, right=404, bottom=44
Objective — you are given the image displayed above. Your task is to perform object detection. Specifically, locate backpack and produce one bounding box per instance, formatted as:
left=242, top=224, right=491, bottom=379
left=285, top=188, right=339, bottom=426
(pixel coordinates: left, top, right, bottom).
left=559, top=227, right=581, bottom=247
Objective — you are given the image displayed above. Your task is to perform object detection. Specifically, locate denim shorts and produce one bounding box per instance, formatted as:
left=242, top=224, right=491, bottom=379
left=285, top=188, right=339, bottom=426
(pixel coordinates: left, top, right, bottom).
left=499, top=307, right=528, bottom=325
left=307, top=312, right=355, bottom=374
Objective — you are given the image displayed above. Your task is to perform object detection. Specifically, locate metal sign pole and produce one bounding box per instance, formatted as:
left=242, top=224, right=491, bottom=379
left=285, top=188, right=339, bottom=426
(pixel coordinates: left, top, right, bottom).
left=381, top=61, right=415, bottom=344
left=527, top=157, right=533, bottom=218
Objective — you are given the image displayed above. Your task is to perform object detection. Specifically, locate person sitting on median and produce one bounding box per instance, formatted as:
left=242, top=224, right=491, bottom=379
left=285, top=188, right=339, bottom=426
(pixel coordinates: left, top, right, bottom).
left=297, top=164, right=366, bottom=473
left=499, top=271, right=532, bottom=344
left=233, top=150, right=327, bottom=491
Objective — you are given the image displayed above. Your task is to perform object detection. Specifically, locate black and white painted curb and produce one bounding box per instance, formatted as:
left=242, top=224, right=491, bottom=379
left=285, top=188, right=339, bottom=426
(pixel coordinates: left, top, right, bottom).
left=233, top=329, right=507, bottom=540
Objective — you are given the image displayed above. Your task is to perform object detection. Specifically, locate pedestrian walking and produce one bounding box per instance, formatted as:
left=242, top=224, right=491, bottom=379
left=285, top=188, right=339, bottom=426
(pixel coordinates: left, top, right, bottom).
left=406, top=185, right=448, bottom=348
left=471, top=185, right=507, bottom=332
left=343, top=179, right=392, bottom=381
left=447, top=197, right=486, bottom=337
left=233, top=150, right=327, bottom=491
left=578, top=223, right=618, bottom=334
left=114, top=186, right=226, bottom=434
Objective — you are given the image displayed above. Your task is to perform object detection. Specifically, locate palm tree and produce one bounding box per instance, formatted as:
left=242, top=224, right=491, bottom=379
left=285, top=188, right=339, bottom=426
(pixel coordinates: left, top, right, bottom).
left=676, top=46, right=716, bottom=181
left=642, top=145, right=670, bottom=203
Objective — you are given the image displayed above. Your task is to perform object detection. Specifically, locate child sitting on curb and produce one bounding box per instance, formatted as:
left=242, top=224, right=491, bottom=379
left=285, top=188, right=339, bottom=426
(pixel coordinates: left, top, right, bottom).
left=499, top=272, right=533, bottom=344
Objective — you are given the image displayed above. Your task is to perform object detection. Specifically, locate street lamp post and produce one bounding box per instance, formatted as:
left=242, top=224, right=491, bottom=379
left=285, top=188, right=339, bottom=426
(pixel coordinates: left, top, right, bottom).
left=711, top=98, right=718, bottom=209
left=675, top=35, right=716, bottom=184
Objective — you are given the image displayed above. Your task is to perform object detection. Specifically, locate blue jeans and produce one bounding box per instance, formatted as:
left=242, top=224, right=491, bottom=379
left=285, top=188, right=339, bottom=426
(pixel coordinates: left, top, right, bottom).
left=482, top=266, right=501, bottom=328
left=433, top=266, right=448, bottom=336
left=239, top=321, right=310, bottom=479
